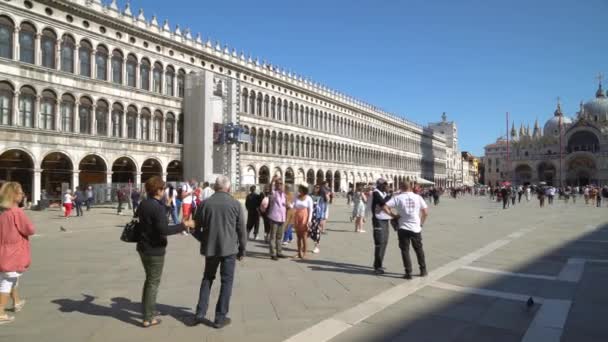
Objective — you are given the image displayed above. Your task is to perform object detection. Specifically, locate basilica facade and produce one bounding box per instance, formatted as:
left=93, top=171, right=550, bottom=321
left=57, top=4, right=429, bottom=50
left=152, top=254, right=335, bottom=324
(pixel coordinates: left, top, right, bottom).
left=0, top=0, right=448, bottom=204
left=484, top=83, right=608, bottom=187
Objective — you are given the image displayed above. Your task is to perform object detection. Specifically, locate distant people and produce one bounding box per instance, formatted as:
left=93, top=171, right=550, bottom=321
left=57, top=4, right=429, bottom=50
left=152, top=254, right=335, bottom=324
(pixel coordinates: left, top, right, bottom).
left=192, top=176, right=246, bottom=329
left=525, top=186, right=531, bottom=202
left=136, top=176, right=193, bottom=328
left=200, top=182, right=215, bottom=202
left=538, top=187, right=546, bottom=208
left=384, top=182, right=428, bottom=279
left=0, top=182, right=35, bottom=324
left=500, top=187, right=509, bottom=209
left=546, top=187, right=555, bottom=205
left=73, top=187, right=85, bottom=217
left=352, top=184, right=367, bottom=233
left=510, top=187, right=517, bottom=206
left=318, top=182, right=331, bottom=235
left=164, top=185, right=178, bottom=224
left=309, top=185, right=324, bottom=254
left=371, top=178, right=392, bottom=275
left=181, top=179, right=196, bottom=221
left=116, top=187, right=126, bottom=215
left=245, top=186, right=261, bottom=240
left=266, top=176, right=287, bottom=260
left=292, top=185, right=313, bottom=259
left=85, top=186, right=94, bottom=211
left=131, top=188, right=141, bottom=216
left=63, top=189, right=73, bottom=219
left=259, top=185, right=272, bottom=242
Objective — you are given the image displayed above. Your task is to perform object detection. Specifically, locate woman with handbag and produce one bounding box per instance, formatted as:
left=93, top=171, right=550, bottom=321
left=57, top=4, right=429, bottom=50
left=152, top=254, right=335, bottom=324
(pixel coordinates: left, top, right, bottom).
left=136, top=176, right=194, bottom=327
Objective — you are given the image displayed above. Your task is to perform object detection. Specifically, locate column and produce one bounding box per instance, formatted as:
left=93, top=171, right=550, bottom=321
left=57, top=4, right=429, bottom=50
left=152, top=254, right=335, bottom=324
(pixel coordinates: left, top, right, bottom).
left=90, top=104, right=96, bottom=135
left=135, top=62, right=140, bottom=89
left=121, top=58, right=127, bottom=86
left=74, top=44, right=80, bottom=75
left=161, top=116, right=166, bottom=142
left=32, top=168, right=42, bottom=205
left=34, top=33, right=41, bottom=65
left=172, top=74, right=177, bottom=97
left=72, top=170, right=80, bottom=190
left=173, top=119, right=178, bottom=145
left=106, top=172, right=113, bottom=202
left=74, top=102, right=80, bottom=133
left=107, top=107, right=112, bottom=137
left=12, top=91, right=19, bottom=126
left=13, top=28, right=20, bottom=61
left=55, top=39, right=62, bottom=70
left=121, top=111, right=127, bottom=138
left=33, top=95, right=40, bottom=129
left=162, top=172, right=167, bottom=182
left=54, top=101, right=61, bottom=131
left=135, top=172, right=142, bottom=189
left=135, top=113, right=141, bottom=139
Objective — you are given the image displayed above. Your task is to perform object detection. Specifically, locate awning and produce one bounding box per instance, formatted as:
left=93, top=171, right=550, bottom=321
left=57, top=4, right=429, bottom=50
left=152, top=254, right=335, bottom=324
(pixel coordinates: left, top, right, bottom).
left=416, top=178, right=435, bottom=185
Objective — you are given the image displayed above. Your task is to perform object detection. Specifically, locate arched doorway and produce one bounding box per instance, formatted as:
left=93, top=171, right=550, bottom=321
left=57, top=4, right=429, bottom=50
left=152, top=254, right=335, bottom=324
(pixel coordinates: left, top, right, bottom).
left=537, top=162, right=556, bottom=186
left=111, top=157, right=137, bottom=184
left=285, top=168, right=295, bottom=185
left=79, top=154, right=107, bottom=186
left=273, top=167, right=283, bottom=178
left=0, top=149, right=34, bottom=199
left=567, top=131, right=600, bottom=153
left=306, top=169, right=315, bottom=185
left=316, top=169, right=324, bottom=185
left=325, top=170, right=333, bottom=188
left=166, top=160, right=182, bottom=182
left=514, top=164, right=533, bottom=185
left=41, top=152, right=73, bottom=201
left=141, top=158, right=162, bottom=184
left=333, top=171, right=341, bottom=192
left=566, top=156, right=596, bottom=186
left=297, top=168, right=306, bottom=184
left=258, top=165, right=270, bottom=185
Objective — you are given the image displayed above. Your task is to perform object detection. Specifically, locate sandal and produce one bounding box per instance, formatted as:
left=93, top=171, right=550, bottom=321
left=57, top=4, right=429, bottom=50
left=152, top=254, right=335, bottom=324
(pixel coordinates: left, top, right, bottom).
left=11, top=299, right=26, bottom=312
left=0, top=314, right=15, bottom=325
left=142, top=319, right=162, bottom=328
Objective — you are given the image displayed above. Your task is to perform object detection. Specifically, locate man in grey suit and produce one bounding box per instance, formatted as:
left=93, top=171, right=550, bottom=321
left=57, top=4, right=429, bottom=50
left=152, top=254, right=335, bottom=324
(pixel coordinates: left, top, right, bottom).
left=192, top=175, right=247, bottom=329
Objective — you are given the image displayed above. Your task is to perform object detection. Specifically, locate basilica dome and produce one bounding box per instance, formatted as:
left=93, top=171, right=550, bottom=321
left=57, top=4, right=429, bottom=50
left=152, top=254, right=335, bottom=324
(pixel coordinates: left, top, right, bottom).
left=543, top=102, right=572, bottom=136
left=582, top=84, right=608, bottom=120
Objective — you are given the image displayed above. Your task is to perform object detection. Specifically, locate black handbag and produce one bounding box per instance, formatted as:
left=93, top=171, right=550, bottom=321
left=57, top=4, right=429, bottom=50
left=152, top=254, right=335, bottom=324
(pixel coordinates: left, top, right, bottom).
left=120, top=218, right=141, bottom=243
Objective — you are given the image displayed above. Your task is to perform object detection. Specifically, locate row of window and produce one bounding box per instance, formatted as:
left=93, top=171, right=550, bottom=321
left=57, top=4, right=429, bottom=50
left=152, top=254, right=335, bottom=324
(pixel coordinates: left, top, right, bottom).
left=242, top=125, right=445, bottom=173
left=0, top=82, right=183, bottom=144
left=0, top=17, right=186, bottom=97
left=241, top=88, right=427, bottom=151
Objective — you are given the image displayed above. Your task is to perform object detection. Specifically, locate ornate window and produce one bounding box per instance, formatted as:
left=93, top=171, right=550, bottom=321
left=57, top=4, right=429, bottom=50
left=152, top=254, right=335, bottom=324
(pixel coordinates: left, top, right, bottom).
left=249, top=91, right=255, bottom=114
left=140, top=108, right=150, bottom=140
left=0, top=16, right=14, bottom=59
left=177, top=69, right=185, bottom=97
left=126, top=106, right=137, bottom=139
left=19, top=22, right=36, bottom=64
left=41, top=29, right=57, bottom=68
left=111, top=103, right=123, bottom=137
left=18, top=86, right=35, bottom=127
left=165, top=66, right=175, bottom=96
left=177, top=114, right=183, bottom=144
left=60, top=94, right=74, bottom=132
left=241, top=89, right=248, bottom=113
left=111, top=50, right=123, bottom=84
left=165, top=113, right=175, bottom=143
left=79, top=40, right=92, bottom=77
left=153, top=111, right=162, bottom=142
left=96, top=45, right=108, bottom=81
left=126, top=54, right=137, bottom=87
left=153, top=62, right=163, bottom=93
left=0, top=82, right=13, bottom=125
left=39, top=90, right=56, bottom=129
left=140, top=59, right=150, bottom=90
left=60, top=35, right=75, bottom=73
left=79, top=97, right=92, bottom=134
left=95, top=100, right=108, bottom=135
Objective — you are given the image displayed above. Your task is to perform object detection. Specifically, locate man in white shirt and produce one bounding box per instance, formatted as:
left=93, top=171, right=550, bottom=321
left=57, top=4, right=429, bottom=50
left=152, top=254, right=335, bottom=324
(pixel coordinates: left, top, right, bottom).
left=371, top=179, right=393, bottom=275
left=384, top=181, right=428, bottom=280
left=201, top=181, right=215, bottom=202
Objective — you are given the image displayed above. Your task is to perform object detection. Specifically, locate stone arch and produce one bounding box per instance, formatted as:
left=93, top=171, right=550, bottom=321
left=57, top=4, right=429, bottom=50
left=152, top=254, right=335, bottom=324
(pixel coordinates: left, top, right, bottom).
left=0, top=148, right=34, bottom=198
left=79, top=154, right=108, bottom=186
left=514, top=164, right=533, bottom=185
left=306, top=169, right=315, bottom=185
left=141, top=158, right=163, bottom=183
left=166, top=160, right=182, bottom=182
left=241, top=165, right=256, bottom=186
left=537, top=161, right=557, bottom=186
left=258, top=165, right=270, bottom=185
left=111, top=156, right=138, bottom=184
left=41, top=151, right=74, bottom=201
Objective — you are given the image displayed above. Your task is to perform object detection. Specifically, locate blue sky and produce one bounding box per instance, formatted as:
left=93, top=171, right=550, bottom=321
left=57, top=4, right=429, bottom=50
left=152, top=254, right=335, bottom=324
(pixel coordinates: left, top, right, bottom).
left=126, top=0, right=607, bottom=155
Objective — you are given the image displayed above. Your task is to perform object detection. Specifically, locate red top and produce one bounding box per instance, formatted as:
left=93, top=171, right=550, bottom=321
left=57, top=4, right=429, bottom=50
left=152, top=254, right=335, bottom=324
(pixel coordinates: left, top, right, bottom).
left=0, top=207, right=35, bottom=272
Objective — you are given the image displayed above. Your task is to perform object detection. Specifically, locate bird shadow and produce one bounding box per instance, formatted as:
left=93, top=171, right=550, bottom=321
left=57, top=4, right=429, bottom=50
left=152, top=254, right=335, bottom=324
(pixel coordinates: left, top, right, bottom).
left=51, top=294, right=194, bottom=327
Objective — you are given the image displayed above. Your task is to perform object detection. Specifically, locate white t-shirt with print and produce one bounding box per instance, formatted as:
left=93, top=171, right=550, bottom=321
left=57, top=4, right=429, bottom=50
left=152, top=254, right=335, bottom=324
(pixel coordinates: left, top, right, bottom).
left=181, top=183, right=193, bottom=204
left=386, top=192, right=428, bottom=233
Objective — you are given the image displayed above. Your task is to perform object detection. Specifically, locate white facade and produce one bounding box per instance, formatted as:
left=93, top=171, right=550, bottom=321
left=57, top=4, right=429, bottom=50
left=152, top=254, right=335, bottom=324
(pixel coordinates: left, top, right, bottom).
left=428, top=113, right=463, bottom=187
left=0, top=0, right=449, bottom=204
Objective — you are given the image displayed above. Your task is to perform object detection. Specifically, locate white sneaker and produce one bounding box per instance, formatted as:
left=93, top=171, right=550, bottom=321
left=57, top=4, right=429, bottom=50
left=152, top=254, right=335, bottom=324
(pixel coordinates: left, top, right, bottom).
left=313, top=247, right=320, bottom=254
left=282, top=242, right=288, bottom=246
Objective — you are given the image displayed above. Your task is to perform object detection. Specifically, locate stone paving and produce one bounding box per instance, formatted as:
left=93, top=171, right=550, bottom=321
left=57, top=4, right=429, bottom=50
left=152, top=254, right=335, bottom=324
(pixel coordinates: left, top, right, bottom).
left=0, top=196, right=606, bottom=342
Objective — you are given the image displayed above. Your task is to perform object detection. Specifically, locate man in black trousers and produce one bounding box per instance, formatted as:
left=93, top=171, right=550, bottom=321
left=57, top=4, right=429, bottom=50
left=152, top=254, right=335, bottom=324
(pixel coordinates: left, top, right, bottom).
left=191, top=176, right=247, bottom=329
left=245, top=186, right=261, bottom=240
left=371, top=178, right=392, bottom=275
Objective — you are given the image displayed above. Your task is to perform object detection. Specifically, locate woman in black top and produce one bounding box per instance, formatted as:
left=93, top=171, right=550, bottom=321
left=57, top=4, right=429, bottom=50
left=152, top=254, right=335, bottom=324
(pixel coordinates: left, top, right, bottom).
left=136, top=176, right=194, bottom=327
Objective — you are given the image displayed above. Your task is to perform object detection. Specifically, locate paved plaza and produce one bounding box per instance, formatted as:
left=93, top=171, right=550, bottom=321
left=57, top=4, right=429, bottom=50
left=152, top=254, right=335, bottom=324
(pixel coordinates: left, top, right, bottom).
left=1, top=196, right=607, bottom=342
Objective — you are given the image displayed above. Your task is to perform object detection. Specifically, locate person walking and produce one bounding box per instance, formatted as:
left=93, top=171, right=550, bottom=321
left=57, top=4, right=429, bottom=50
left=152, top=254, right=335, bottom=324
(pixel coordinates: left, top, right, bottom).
left=245, top=186, right=261, bottom=240
left=181, top=179, right=196, bottom=221
left=85, top=186, right=94, bottom=211
left=538, top=187, right=546, bottom=208
left=371, top=178, right=392, bottom=275
left=309, top=185, right=324, bottom=254
left=384, top=182, right=428, bottom=279
left=259, top=185, right=272, bottom=242
left=500, top=187, right=509, bottom=209
left=267, top=176, right=287, bottom=260
left=200, top=182, right=215, bottom=203
left=318, top=182, right=331, bottom=235
left=136, top=176, right=193, bottom=328
left=192, top=176, right=246, bottom=329
left=292, top=185, right=313, bottom=258
left=73, top=187, right=85, bottom=217
left=352, top=184, right=367, bottom=233
left=510, top=187, right=517, bottom=206
left=525, top=186, right=531, bottom=202
left=116, top=187, right=126, bottom=215
left=517, top=186, right=523, bottom=203
left=131, top=188, right=141, bottom=217
left=63, top=189, right=73, bottom=219
left=0, top=182, right=35, bottom=324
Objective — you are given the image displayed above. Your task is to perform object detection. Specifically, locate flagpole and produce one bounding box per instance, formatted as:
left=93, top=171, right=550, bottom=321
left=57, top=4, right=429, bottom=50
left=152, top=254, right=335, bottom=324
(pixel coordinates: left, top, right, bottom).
left=506, top=112, right=509, bottom=184
left=559, top=114, right=563, bottom=187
